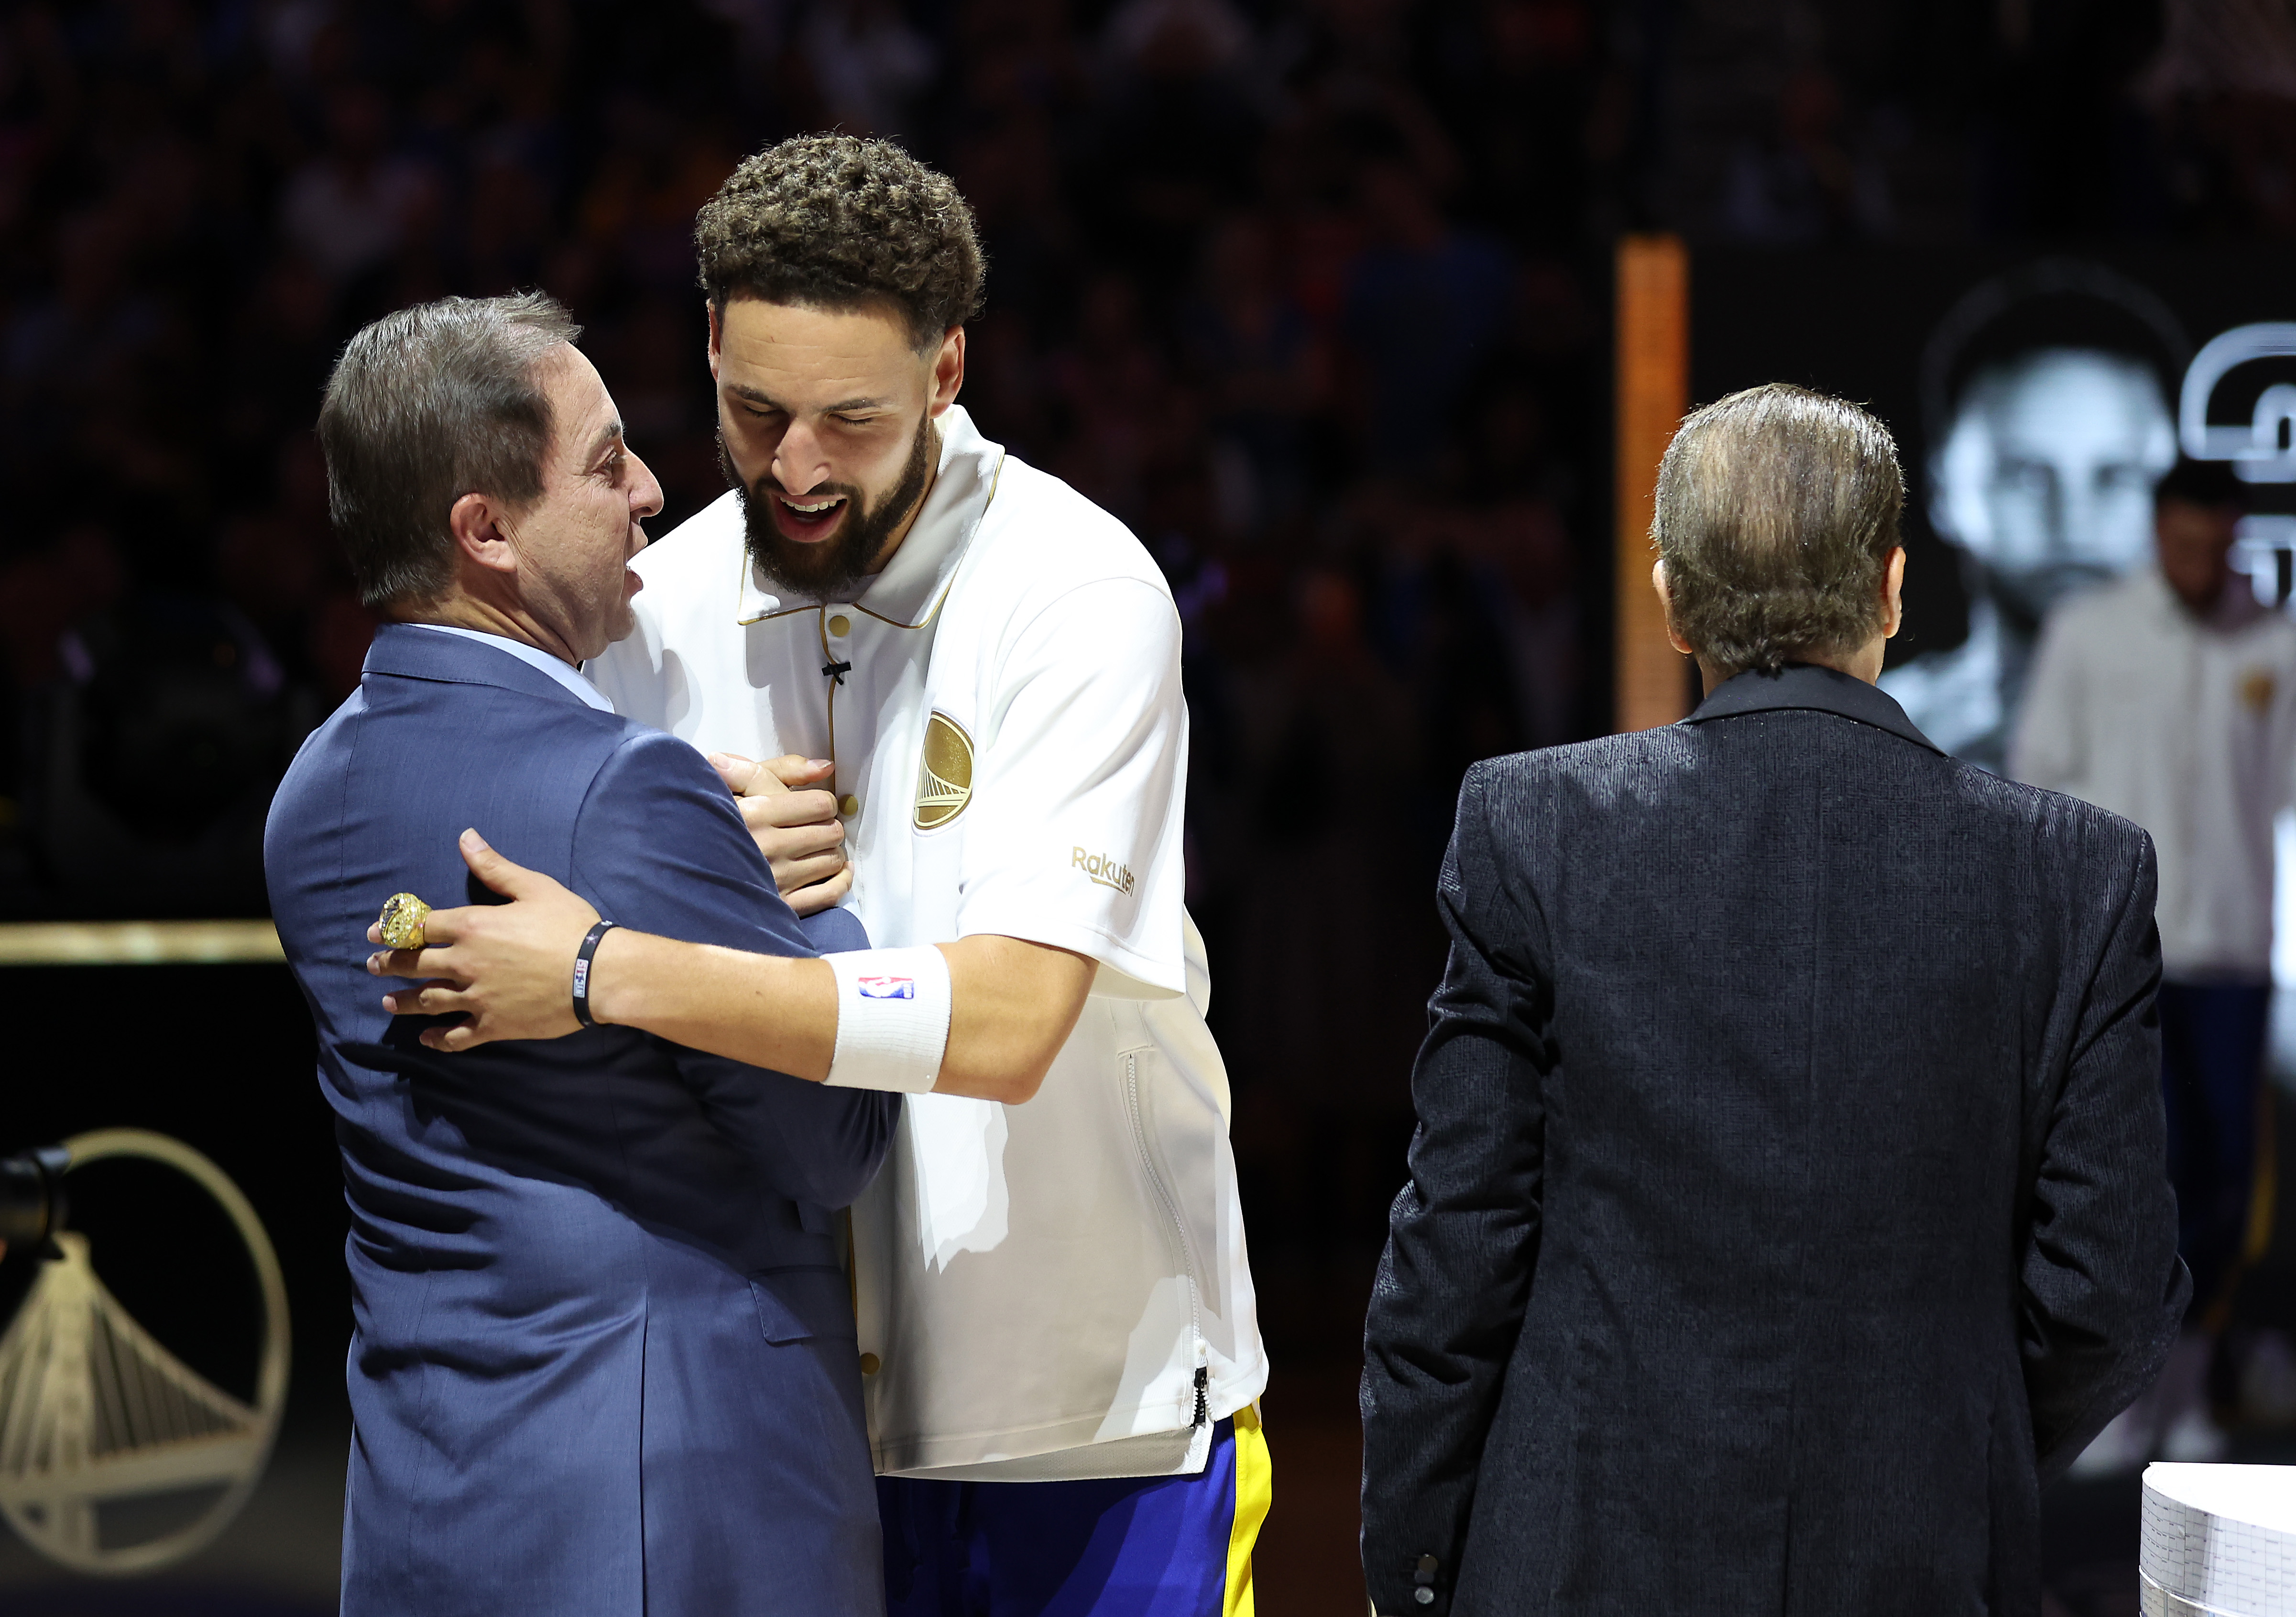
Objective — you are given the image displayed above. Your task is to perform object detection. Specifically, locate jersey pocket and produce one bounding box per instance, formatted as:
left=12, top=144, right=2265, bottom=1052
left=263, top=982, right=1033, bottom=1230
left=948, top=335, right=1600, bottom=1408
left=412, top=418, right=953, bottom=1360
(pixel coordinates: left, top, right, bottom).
left=749, top=1264, right=858, bottom=1345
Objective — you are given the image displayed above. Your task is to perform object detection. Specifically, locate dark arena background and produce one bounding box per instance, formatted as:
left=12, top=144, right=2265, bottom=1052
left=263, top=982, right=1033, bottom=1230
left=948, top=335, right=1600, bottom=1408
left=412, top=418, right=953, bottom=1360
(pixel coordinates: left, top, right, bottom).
left=5, top=3, right=2296, bottom=1614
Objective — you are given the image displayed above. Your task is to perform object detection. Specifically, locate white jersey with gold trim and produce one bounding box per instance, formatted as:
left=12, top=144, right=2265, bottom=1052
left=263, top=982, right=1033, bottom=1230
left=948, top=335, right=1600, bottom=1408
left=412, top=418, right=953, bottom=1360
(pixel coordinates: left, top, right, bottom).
left=590, top=406, right=1267, bottom=1479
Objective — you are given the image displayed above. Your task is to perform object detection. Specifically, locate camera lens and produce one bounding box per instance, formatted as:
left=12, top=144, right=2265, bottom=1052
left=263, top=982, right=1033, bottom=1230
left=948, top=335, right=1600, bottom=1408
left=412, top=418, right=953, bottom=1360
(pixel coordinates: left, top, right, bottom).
left=0, top=1147, right=67, bottom=1249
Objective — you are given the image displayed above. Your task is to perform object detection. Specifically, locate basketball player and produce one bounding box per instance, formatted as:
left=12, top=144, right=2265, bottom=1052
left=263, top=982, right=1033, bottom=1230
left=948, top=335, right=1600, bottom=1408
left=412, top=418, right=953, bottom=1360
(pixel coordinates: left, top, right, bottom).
left=368, top=134, right=1270, bottom=1617
left=1879, top=266, right=2184, bottom=771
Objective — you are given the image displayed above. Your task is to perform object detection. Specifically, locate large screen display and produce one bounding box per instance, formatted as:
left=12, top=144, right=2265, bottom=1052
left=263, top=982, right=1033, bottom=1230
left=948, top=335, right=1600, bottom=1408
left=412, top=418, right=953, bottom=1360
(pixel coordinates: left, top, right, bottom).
left=1694, top=247, right=2296, bottom=1030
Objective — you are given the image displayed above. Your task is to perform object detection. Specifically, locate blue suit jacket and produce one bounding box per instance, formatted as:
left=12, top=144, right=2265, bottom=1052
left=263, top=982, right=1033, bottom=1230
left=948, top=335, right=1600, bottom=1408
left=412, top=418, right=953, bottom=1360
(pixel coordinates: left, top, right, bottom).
left=265, top=625, right=896, bottom=1617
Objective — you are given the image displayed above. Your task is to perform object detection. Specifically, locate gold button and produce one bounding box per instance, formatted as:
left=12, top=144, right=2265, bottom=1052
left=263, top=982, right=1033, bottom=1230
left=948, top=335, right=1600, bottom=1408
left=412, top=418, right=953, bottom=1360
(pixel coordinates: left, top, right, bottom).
left=827, top=614, right=851, bottom=637
left=859, top=1352, right=881, bottom=1375
left=839, top=794, right=860, bottom=817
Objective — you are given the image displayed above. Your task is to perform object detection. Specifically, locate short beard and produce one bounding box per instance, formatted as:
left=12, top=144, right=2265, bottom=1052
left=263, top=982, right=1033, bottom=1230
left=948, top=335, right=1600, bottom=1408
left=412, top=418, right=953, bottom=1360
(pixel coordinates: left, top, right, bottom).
left=723, top=414, right=936, bottom=601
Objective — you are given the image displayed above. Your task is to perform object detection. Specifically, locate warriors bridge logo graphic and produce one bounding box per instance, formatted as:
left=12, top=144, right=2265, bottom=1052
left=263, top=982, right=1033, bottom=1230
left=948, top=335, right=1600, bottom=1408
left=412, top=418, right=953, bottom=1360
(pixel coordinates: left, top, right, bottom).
left=0, top=1130, right=289, bottom=1575
left=914, top=712, right=974, bottom=831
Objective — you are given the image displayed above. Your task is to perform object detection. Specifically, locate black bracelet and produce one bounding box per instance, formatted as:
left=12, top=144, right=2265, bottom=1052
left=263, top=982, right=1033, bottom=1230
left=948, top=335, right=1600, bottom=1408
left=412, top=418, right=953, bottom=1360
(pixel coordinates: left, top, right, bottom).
left=572, top=920, right=618, bottom=1028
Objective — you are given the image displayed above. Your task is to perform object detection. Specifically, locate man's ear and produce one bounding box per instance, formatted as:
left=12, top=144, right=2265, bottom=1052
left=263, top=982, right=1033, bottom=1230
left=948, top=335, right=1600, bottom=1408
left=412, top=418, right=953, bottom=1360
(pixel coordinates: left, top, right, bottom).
left=705, top=300, right=722, bottom=382
left=448, top=492, right=521, bottom=577
left=929, top=325, right=965, bottom=419
left=1881, top=545, right=1906, bottom=640
left=1652, top=557, right=1695, bottom=657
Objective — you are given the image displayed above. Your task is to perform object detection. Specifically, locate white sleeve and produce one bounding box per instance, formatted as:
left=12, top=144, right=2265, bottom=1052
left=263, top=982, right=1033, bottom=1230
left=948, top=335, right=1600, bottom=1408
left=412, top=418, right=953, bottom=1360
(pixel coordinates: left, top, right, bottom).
left=952, top=576, right=1189, bottom=998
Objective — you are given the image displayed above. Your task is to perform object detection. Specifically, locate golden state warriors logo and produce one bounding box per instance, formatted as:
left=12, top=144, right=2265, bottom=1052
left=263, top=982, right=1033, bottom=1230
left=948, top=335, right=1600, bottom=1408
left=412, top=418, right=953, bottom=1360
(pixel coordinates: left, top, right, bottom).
left=0, top=1130, right=289, bottom=1575
left=914, top=712, right=974, bottom=830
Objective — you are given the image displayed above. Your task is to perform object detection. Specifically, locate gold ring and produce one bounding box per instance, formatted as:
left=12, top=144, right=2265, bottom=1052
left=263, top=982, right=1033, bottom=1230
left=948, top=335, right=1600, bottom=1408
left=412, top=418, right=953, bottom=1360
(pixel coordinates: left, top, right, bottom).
left=376, top=893, right=431, bottom=951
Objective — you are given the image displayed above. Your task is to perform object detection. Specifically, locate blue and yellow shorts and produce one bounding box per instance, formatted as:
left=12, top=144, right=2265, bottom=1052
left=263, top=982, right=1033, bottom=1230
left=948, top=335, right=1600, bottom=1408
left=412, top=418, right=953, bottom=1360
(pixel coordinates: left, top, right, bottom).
left=878, top=1406, right=1272, bottom=1617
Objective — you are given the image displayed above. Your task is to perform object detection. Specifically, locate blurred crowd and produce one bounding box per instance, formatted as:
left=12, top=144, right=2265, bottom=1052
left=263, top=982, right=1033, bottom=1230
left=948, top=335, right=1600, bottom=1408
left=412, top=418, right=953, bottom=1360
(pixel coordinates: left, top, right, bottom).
left=0, top=0, right=1616, bottom=1257
left=6, top=0, right=2296, bottom=1259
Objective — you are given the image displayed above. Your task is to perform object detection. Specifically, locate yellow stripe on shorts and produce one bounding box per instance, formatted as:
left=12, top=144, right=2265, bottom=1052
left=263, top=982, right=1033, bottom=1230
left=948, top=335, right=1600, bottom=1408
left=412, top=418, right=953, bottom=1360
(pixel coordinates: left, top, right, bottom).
left=1225, top=1402, right=1272, bottom=1617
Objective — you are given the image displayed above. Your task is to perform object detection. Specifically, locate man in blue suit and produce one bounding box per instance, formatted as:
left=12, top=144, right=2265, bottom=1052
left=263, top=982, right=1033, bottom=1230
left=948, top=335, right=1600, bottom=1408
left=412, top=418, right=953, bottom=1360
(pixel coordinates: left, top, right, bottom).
left=264, top=291, right=899, bottom=1617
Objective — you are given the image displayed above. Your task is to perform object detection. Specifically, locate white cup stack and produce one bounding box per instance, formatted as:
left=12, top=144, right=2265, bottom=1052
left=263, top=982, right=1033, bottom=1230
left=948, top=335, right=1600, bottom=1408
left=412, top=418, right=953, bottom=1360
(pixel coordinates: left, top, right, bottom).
left=2143, top=1463, right=2296, bottom=1614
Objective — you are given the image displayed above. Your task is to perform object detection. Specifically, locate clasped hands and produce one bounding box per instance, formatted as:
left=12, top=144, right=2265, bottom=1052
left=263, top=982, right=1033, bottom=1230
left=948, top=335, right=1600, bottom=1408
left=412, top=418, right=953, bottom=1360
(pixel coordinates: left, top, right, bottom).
left=366, top=752, right=846, bottom=1051
left=713, top=752, right=851, bottom=916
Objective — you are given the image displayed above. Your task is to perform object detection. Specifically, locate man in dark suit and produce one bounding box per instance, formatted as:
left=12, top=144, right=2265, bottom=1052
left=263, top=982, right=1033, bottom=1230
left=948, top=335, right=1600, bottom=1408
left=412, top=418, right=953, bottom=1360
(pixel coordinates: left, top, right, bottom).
left=1360, top=384, right=2187, bottom=1617
left=265, top=293, right=899, bottom=1616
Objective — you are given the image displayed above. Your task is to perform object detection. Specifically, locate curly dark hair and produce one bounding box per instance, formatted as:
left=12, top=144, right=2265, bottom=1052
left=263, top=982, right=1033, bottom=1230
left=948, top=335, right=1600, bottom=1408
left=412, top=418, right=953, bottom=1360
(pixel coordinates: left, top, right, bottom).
left=695, top=134, right=985, bottom=350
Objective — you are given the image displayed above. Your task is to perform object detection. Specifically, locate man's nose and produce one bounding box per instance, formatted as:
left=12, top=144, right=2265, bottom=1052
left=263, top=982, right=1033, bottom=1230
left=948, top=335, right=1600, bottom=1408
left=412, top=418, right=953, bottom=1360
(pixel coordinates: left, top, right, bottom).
left=2050, top=469, right=2099, bottom=561
left=772, top=421, right=830, bottom=494
left=628, top=447, right=666, bottom=523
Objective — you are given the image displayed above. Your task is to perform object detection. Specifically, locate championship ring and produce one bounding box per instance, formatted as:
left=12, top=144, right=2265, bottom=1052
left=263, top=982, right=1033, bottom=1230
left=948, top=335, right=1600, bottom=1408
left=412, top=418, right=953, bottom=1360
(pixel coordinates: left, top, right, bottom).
left=377, top=892, right=431, bottom=950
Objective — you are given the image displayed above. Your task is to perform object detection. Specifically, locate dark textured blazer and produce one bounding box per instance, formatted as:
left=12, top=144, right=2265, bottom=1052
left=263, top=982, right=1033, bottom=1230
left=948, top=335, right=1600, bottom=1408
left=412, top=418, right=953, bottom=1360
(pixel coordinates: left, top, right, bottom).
left=1360, top=663, right=2187, bottom=1617
left=266, top=626, right=898, bottom=1617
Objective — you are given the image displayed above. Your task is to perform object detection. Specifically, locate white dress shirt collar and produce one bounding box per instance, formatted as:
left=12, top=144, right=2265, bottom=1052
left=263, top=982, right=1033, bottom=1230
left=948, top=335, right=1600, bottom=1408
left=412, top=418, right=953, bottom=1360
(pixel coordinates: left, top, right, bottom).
left=410, top=622, right=614, bottom=712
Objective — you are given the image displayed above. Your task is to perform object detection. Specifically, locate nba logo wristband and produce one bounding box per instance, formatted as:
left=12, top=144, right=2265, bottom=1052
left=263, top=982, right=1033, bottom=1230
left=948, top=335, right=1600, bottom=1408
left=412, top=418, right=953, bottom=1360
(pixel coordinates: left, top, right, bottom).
left=571, top=920, right=618, bottom=1028
left=823, top=945, right=952, bottom=1093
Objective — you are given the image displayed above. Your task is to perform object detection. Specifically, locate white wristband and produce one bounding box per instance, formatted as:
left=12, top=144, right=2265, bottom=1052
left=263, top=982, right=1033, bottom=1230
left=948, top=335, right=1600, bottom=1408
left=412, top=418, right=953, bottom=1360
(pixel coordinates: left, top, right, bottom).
left=823, top=946, right=951, bottom=1094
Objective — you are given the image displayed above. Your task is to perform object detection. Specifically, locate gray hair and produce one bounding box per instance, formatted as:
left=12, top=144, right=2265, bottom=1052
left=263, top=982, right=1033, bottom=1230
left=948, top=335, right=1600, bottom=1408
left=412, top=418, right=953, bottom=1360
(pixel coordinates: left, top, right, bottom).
left=1653, top=383, right=1903, bottom=675
left=317, top=292, right=582, bottom=609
